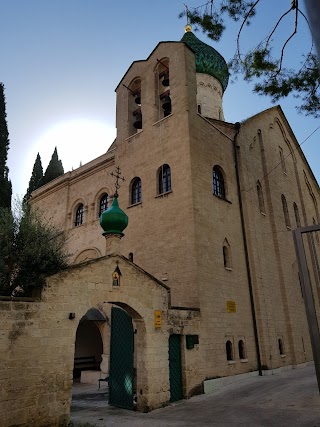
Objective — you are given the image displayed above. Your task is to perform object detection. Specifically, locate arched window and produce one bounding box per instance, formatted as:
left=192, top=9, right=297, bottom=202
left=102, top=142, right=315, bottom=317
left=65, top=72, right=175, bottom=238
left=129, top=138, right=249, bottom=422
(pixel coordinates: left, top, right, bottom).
left=278, top=338, right=284, bottom=355
left=293, top=203, right=301, bottom=227
left=257, top=181, right=265, bottom=214
left=281, top=195, right=291, bottom=228
left=222, top=239, right=232, bottom=269
left=127, top=77, right=142, bottom=136
left=157, top=58, right=171, bottom=120
left=279, top=146, right=286, bottom=173
left=197, top=104, right=202, bottom=114
left=131, top=177, right=142, bottom=204
left=98, top=193, right=108, bottom=217
left=128, top=252, right=133, bottom=262
left=226, top=340, right=233, bottom=361
left=158, top=164, right=171, bottom=194
left=75, top=204, right=84, bottom=226
left=213, top=166, right=225, bottom=198
left=238, top=340, right=245, bottom=359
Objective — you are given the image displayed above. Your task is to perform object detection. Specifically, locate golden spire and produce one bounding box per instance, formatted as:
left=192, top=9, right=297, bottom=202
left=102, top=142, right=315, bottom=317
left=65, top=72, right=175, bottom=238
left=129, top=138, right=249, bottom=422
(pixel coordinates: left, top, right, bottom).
left=183, top=3, right=192, bottom=32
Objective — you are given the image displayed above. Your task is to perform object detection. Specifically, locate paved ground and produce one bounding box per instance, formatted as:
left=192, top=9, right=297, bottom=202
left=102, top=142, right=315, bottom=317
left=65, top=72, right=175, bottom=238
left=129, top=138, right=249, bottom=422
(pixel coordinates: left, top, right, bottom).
left=71, top=365, right=320, bottom=426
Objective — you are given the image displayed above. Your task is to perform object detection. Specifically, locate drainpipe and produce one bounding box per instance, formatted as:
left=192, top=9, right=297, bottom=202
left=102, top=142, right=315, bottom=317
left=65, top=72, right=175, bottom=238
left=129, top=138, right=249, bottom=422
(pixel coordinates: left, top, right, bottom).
left=233, top=122, right=262, bottom=376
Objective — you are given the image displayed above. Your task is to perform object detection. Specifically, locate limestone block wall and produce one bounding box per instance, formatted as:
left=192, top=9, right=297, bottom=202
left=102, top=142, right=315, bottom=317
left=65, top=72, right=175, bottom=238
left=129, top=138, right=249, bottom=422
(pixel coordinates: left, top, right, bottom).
left=31, top=151, right=115, bottom=263
left=237, top=107, right=319, bottom=369
left=113, top=41, right=200, bottom=308
left=186, top=113, right=258, bottom=379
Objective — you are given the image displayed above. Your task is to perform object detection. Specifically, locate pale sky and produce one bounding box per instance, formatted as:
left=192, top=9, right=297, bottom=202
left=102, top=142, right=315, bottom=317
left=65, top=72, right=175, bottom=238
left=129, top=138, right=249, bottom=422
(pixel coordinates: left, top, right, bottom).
left=2, top=0, right=319, bottom=197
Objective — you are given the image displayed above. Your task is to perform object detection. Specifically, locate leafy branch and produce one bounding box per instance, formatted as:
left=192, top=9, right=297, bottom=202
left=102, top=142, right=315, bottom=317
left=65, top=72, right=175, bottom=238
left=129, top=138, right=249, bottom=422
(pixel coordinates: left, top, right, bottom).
left=179, top=1, right=320, bottom=117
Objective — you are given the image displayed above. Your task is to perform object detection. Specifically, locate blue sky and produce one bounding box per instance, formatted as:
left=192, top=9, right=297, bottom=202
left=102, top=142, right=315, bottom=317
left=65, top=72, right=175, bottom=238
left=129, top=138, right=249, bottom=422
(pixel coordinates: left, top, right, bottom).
left=2, top=0, right=319, bottom=196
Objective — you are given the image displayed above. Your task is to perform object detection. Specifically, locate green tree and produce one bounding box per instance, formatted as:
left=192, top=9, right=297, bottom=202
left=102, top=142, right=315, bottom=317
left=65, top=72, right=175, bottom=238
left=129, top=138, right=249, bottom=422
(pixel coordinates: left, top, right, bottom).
left=0, top=201, right=69, bottom=296
left=0, top=83, right=12, bottom=208
left=24, top=153, right=44, bottom=203
left=180, top=1, right=320, bottom=117
left=41, top=147, right=64, bottom=186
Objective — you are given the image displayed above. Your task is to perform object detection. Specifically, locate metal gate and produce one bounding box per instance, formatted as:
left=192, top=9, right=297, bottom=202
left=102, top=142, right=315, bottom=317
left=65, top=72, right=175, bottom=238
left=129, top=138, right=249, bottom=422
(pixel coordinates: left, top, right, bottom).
left=109, top=306, right=134, bottom=410
left=169, top=334, right=183, bottom=402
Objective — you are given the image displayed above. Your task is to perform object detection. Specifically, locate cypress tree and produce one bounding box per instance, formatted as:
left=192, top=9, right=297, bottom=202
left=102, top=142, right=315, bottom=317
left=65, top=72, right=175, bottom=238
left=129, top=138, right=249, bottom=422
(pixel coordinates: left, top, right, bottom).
left=24, top=153, right=44, bottom=202
left=41, top=147, right=64, bottom=186
left=0, top=83, right=12, bottom=209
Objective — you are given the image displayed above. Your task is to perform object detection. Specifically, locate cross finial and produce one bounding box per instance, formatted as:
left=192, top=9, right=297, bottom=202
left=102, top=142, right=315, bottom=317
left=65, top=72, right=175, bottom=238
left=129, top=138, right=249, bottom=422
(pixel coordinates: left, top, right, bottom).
left=110, top=166, right=125, bottom=197
left=184, top=3, right=190, bottom=23
left=183, top=3, right=192, bottom=32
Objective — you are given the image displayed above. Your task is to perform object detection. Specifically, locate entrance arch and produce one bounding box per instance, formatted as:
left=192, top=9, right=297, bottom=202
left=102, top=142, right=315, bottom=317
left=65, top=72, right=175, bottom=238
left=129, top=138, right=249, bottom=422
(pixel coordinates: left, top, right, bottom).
left=73, top=308, right=106, bottom=381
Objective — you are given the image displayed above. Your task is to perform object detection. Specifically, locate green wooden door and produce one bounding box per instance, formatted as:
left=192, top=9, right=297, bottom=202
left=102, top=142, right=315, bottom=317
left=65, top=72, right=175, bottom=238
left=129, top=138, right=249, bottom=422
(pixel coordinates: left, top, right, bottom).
left=169, top=334, right=183, bottom=402
left=109, top=307, right=134, bottom=410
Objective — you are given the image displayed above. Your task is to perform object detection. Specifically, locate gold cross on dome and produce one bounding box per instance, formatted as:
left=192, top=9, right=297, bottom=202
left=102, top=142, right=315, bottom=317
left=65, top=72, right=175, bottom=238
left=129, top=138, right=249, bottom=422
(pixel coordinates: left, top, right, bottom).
left=110, top=166, right=125, bottom=196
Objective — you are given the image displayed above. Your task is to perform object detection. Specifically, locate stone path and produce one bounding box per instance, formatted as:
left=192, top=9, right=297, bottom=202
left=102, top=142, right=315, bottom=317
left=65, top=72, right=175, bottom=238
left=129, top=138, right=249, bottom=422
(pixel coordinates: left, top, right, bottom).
left=71, top=365, right=320, bottom=426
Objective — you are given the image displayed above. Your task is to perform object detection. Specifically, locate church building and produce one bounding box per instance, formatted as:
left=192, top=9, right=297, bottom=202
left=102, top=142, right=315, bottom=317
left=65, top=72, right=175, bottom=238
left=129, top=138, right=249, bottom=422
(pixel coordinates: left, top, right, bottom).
left=1, top=25, right=320, bottom=427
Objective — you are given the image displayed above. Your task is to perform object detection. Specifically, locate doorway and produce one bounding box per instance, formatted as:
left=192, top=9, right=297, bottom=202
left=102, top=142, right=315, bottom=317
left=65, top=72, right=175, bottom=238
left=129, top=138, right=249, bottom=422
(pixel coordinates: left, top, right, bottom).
left=109, top=306, right=135, bottom=410
left=169, top=334, right=183, bottom=402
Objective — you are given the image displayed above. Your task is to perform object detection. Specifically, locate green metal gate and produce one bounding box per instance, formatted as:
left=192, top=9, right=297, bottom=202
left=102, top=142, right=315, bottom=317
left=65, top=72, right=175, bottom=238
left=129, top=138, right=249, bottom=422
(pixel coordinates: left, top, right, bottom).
left=109, top=306, right=134, bottom=410
left=169, top=334, right=183, bottom=402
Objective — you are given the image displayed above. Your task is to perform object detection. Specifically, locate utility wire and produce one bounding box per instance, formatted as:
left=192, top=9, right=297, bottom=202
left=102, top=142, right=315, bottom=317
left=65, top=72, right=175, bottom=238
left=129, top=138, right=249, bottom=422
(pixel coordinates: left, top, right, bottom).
left=244, top=123, right=320, bottom=193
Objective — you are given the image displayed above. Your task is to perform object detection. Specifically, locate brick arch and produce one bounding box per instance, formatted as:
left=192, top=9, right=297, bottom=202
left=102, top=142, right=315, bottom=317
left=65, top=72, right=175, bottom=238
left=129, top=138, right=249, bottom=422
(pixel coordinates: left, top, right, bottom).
left=73, top=247, right=102, bottom=264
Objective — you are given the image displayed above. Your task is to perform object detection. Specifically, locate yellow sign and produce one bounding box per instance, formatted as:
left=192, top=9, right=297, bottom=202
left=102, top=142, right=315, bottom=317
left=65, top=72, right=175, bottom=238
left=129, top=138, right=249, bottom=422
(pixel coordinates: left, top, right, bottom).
left=154, top=310, right=162, bottom=328
left=226, top=300, right=236, bottom=313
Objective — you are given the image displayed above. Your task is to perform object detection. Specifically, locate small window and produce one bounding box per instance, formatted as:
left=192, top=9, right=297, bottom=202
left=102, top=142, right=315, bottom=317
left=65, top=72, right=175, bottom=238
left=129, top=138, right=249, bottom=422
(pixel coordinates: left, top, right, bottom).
left=279, top=146, right=286, bottom=173
left=238, top=340, right=245, bottom=359
left=281, top=195, right=291, bottom=228
left=213, top=166, right=225, bottom=198
left=278, top=338, right=284, bottom=355
left=293, top=203, right=301, bottom=227
left=226, top=340, right=233, bottom=361
left=75, top=204, right=84, bottom=226
left=128, top=252, right=133, bottom=262
left=131, top=178, right=142, bottom=204
left=99, top=194, right=108, bottom=217
left=158, top=164, right=171, bottom=194
left=223, top=246, right=231, bottom=268
left=197, top=104, right=202, bottom=114
left=257, top=181, right=265, bottom=214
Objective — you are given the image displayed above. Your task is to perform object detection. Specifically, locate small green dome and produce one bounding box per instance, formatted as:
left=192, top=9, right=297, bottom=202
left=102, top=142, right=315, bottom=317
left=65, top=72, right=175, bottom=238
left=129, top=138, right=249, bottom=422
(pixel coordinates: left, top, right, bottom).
left=100, top=195, right=128, bottom=237
left=181, top=30, right=229, bottom=92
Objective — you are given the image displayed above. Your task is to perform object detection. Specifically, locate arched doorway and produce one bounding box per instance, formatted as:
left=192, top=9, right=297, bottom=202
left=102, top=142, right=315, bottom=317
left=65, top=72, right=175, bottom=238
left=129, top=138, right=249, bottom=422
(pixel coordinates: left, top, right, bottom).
left=73, top=308, right=106, bottom=382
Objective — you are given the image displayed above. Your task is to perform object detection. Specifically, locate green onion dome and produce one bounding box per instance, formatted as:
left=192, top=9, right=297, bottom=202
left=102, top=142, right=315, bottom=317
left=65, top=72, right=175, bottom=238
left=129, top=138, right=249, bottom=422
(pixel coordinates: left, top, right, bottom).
left=100, top=195, right=128, bottom=237
left=181, top=27, right=229, bottom=92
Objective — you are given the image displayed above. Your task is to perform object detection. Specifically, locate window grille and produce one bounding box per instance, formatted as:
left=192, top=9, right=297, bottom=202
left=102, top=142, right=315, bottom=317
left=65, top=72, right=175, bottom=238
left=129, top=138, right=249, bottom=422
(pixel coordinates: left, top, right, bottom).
left=159, top=164, right=171, bottom=194
left=213, top=167, right=225, bottom=198
left=131, top=178, right=142, bottom=204
left=75, top=204, right=84, bottom=226
left=99, top=194, right=108, bottom=217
